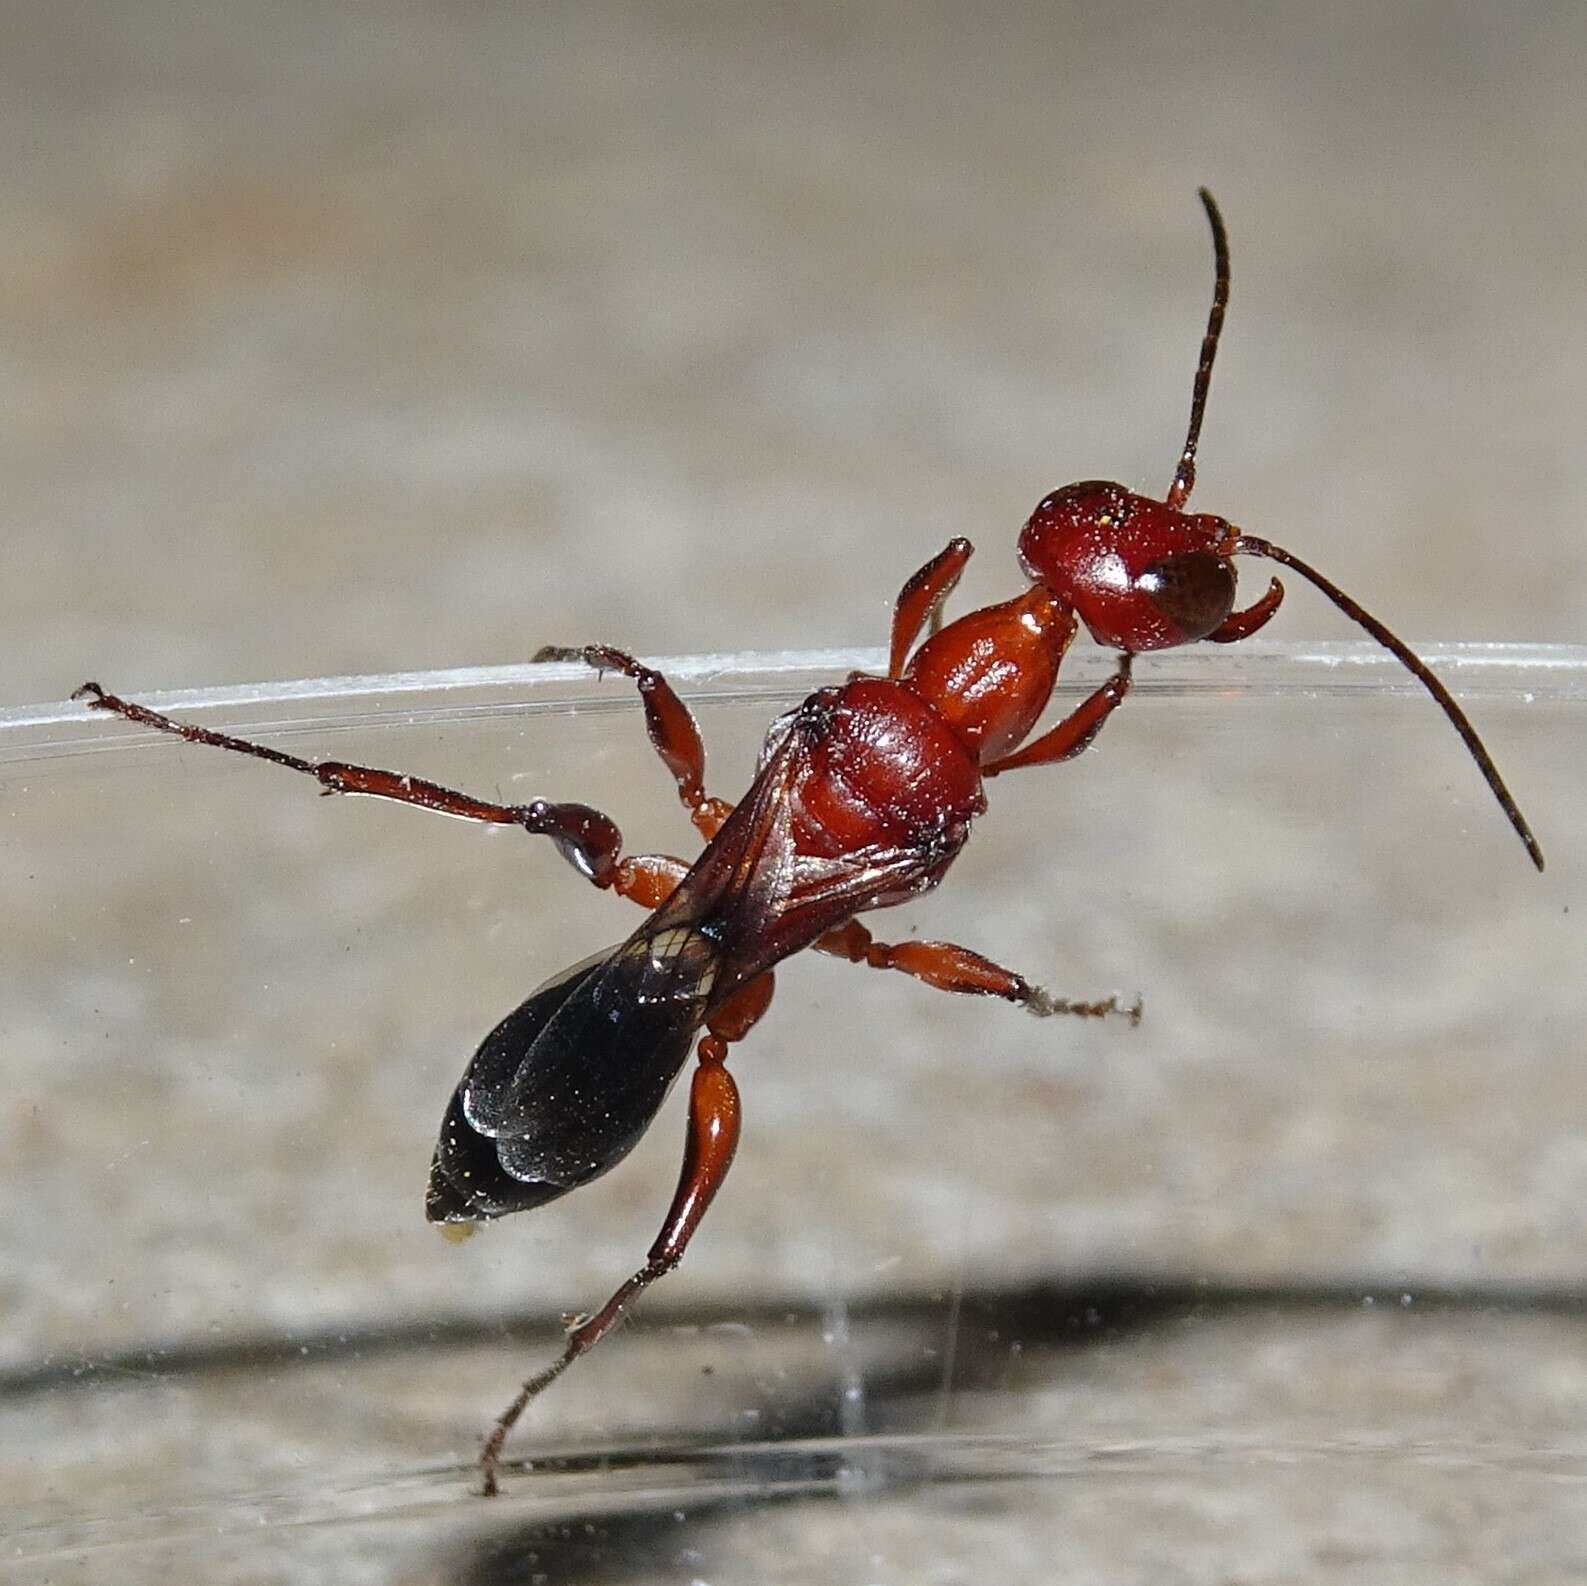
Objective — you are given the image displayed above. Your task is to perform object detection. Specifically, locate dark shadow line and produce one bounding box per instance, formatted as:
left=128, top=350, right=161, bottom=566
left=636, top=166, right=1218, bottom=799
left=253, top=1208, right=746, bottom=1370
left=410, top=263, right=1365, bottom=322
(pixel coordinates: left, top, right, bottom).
left=6, top=1269, right=1582, bottom=1402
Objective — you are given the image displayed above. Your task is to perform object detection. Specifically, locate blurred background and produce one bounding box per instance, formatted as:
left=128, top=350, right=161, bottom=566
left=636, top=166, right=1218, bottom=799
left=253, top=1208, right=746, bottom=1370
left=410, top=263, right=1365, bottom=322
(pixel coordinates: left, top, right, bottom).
left=4, top=4, right=1585, bottom=1583
left=4, top=0, right=1584, bottom=705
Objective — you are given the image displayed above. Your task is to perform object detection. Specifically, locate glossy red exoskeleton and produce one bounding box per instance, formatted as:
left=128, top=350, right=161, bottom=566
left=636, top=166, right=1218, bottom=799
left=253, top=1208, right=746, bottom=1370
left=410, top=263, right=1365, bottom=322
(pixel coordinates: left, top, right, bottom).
left=75, top=189, right=1542, bottom=1495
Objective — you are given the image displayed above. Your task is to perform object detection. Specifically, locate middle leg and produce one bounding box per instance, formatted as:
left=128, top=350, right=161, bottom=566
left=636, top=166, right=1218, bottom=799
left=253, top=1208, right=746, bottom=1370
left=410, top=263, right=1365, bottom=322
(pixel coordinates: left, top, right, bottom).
left=816, top=919, right=1141, bottom=1024
left=533, top=644, right=731, bottom=840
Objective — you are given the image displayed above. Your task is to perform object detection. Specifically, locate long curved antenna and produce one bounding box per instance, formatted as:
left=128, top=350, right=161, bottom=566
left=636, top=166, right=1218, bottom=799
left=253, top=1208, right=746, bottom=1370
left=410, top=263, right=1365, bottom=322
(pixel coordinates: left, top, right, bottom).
left=1230, top=534, right=1544, bottom=871
left=1167, top=188, right=1230, bottom=512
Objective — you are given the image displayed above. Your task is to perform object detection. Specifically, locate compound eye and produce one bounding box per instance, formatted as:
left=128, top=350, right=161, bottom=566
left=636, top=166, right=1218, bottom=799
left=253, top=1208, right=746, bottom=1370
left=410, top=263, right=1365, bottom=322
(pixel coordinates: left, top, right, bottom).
left=1137, top=552, right=1238, bottom=644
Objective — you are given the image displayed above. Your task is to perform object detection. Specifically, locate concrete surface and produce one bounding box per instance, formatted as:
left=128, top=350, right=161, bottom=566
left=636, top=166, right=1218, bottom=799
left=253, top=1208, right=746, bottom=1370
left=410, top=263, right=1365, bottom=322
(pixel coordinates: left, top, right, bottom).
left=2, top=3, right=1584, bottom=1582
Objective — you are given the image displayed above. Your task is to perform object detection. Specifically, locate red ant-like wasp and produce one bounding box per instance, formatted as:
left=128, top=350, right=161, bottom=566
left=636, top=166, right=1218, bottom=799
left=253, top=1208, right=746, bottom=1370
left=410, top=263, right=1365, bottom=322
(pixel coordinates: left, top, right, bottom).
left=75, top=190, right=1543, bottom=1495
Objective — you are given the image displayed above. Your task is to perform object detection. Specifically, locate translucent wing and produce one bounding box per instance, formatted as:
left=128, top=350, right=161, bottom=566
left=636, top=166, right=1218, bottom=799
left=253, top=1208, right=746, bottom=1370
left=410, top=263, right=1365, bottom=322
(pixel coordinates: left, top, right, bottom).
left=611, top=702, right=973, bottom=996
left=426, top=708, right=968, bottom=1224
left=424, top=723, right=807, bottom=1224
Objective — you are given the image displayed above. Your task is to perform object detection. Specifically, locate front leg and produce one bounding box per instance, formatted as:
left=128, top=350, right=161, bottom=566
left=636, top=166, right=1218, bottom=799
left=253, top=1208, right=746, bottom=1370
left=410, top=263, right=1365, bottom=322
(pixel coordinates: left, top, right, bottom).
left=887, top=538, right=974, bottom=677
left=980, top=654, right=1133, bottom=777
left=816, top=919, right=1141, bottom=1024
